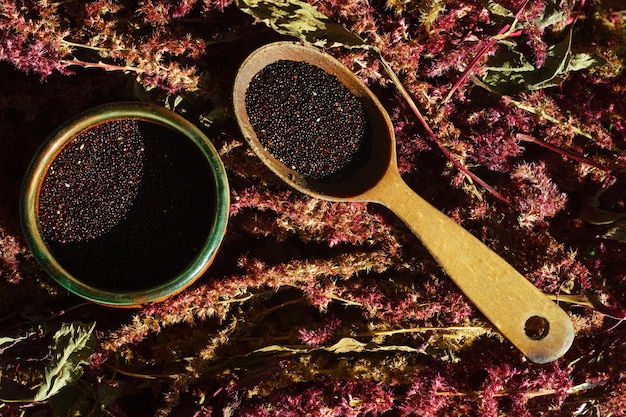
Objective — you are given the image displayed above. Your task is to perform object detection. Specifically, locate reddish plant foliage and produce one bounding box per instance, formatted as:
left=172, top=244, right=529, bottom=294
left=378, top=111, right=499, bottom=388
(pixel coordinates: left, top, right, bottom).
left=1, top=0, right=626, bottom=416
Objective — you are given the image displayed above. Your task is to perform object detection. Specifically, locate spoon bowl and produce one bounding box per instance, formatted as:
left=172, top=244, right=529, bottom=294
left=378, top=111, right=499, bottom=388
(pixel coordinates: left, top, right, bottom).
left=233, top=41, right=574, bottom=363
left=233, top=42, right=394, bottom=200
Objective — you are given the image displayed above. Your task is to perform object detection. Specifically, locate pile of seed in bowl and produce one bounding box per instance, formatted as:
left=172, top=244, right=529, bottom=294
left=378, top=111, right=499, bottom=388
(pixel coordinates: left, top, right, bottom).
left=39, top=120, right=144, bottom=243
left=37, top=119, right=215, bottom=291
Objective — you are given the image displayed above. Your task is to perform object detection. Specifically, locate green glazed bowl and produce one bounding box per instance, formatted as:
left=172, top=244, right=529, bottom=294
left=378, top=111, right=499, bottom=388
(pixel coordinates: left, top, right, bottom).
left=20, top=102, right=229, bottom=307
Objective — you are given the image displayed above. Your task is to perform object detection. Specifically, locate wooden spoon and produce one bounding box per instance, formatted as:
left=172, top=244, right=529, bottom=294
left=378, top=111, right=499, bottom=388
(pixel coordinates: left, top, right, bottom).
left=233, top=41, right=574, bottom=364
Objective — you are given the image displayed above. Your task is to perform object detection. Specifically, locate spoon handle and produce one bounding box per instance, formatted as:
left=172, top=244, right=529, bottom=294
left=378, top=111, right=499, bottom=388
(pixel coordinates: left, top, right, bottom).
left=374, top=173, right=574, bottom=363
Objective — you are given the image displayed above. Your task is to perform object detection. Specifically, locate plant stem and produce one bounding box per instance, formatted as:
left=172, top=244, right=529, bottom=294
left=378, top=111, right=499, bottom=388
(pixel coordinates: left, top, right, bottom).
left=394, top=380, right=605, bottom=401
left=60, top=59, right=145, bottom=73
left=511, top=101, right=594, bottom=140
left=375, top=51, right=511, bottom=204
left=105, top=363, right=177, bottom=380
left=355, top=325, right=491, bottom=337
left=61, top=39, right=110, bottom=52
left=443, top=0, right=530, bottom=104
left=516, top=134, right=610, bottom=175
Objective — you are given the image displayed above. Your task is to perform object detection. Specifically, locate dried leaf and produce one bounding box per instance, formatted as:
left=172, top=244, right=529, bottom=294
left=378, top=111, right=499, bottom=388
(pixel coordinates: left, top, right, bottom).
left=200, top=106, right=230, bottom=131
left=581, top=197, right=626, bottom=243
left=603, top=221, right=626, bottom=243
left=0, top=329, right=38, bottom=354
left=327, top=337, right=369, bottom=353
left=332, top=337, right=424, bottom=353
left=33, top=322, right=97, bottom=402
left=255, top=337, right=421, bottom=355
left=581, top=201, right=626, bottom=225
left=235, top=0, right=367, bottom=48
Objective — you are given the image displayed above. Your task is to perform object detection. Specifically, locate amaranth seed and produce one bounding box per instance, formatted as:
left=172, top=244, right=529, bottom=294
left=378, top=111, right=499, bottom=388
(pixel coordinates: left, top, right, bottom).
left=38, top=119, right=215, bottom=292
left=245, top=59, right=370, bottom=181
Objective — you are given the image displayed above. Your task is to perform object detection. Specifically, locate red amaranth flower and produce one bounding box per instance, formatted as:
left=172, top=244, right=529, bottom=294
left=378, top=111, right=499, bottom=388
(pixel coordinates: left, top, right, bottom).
left=510, top=161, right=568, bottom=228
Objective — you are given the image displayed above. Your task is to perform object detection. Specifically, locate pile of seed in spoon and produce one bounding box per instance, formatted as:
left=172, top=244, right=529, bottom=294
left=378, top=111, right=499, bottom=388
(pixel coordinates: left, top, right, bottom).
left=245, top=59, right=370, bottom=181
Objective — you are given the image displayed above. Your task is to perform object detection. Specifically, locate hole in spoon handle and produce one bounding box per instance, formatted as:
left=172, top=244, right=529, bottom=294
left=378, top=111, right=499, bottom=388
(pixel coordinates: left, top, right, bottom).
left=373, top=175, right=574, bottom=363
left=524, top=315, right=550, bottom=340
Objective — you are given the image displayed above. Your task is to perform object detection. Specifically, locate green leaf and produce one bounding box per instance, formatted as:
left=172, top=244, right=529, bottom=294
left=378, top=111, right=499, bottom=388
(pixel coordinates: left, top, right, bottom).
left=569, top=52, right=605, bottom=71
left=33, top=322, right=96, bottom=402
left=525, top=29, right=573, bottom=91
left=48, top=384, right=84, bottom=417
left=481, top=0, right=563, bottom=28
left=483, top=25, right=603, bottom=93
left=200, top=106, right=230, bottom=131
left=482, top=0, right=515, bottom=18
left=480, top=0, right=605, bottom=93
left=235, top=0, right=367, bottom=49
left=535, top=1, right=564, bottom=29
left=482, top=39, right=536, bottom=93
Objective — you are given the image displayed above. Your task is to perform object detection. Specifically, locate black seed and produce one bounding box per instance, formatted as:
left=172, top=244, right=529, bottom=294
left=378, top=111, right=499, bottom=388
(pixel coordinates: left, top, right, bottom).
left=38, top=119, right=215, bottom=292
left=245, top=60, right=370, bottom=182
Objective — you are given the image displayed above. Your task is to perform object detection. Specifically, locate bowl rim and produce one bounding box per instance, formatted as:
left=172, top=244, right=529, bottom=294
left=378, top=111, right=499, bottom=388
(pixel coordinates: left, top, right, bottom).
left=20, top=102, right=230, bottom=307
